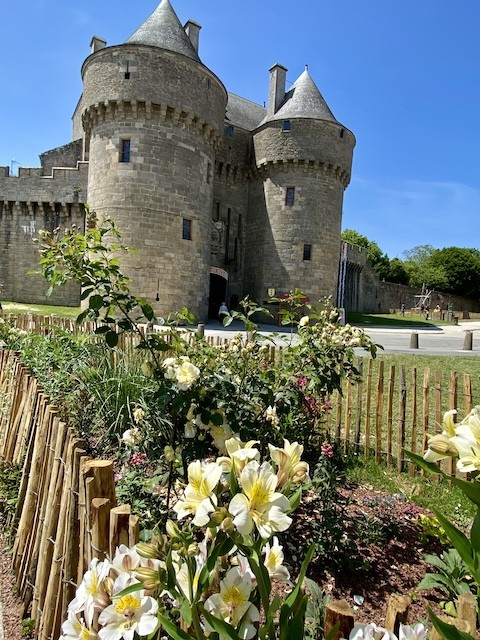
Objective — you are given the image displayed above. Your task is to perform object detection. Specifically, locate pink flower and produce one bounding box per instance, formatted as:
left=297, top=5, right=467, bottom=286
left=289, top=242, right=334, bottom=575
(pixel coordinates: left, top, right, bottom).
left=296, top=376, right=308, bottom=391
left=128, top=452, right=148, bottom=467
left=323, top=401, right=332, bottom=412
left=321, top=442, right=334, bottom=458
left=114, top=472, right=123, bottom=482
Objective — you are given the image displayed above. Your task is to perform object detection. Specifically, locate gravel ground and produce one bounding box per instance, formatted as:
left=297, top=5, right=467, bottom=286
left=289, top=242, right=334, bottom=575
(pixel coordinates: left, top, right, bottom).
left=0, top=535, right=23, bottom=640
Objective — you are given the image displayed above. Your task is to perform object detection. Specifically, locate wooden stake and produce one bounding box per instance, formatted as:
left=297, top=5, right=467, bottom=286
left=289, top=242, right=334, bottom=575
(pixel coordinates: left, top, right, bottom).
left=324, top=600, right=355, bottom=640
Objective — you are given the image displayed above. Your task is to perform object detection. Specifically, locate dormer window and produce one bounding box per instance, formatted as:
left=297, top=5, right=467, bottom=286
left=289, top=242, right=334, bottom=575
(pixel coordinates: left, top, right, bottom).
left=282, top=120, right=291, bottom=132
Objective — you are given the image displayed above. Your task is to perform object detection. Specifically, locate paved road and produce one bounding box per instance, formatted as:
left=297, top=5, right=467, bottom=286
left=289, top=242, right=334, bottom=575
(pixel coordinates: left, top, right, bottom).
left=198, top=320, right=480, bottom=356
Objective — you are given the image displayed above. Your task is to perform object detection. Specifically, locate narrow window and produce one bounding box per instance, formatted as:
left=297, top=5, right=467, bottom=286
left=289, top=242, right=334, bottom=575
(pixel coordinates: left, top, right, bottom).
left=225, top=125, right=234, bottom=137
left=285, top=187, right=295, bottom=206
left=120, top=139, right=131, bottom=163
left=213, top=201, right=220, bottom=221
left=124, top=62, right=131, bottom=79
left=182, top=218, right=192, bottom=241
left=282, top=120, right=291, bottom=132
left=303, top=244, right=312, bottom=261
left=339, top=128, right=345, bottom=139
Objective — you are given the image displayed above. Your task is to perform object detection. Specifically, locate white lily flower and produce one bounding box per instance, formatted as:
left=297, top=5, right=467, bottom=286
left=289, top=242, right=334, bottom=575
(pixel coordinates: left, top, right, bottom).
left=98, top=573, right=158, bottom=640
left=204, top=567, right=260, bottom=640
left=184, top=421, right=197, bottom=438
left=399, top=623, right=427, bottom=640
left=173, top=460, right=223, bottom=526
left=216, top=437, right=260, bottom=473
left=60, top=611, right=98, bottom=640
left=450, top=406, right=480, bottom=472
left=229, top=460, right=292, bottom=538
left=69, top=558, right=112, bottom=627
left=424, top=409, right=458, bottom=462
left=263, top=536, right=290, bottom=581
left=210, top=423, right=233, bottom=454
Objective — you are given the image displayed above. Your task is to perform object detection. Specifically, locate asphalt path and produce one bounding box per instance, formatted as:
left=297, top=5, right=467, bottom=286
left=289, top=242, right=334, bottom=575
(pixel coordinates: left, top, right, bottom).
left=198, top=320, right=480, bottom=357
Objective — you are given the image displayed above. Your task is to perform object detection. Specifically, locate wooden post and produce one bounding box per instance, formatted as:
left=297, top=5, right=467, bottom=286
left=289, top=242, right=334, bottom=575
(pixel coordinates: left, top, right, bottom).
left=409, top=367, right=418, bottom=475
left=324, top=600, right=355, bottom=640
left=384, top=594, right=410, bottom=635
left=354, top=361, right=363, bottom=454
left=397, top=366, right=407, bottom=473
left=463, top=374, right=473, bottom=416
left=344, top=379, right=352, bottom=453
left=375, top=360, right=384, bottom=463
left=90, top=498, right=112, bottom=561
left=365, top=359, right=373, bottom=458
left=386, top=366, right=395, bottom=467
left=110, top=505, right=132, bottom=558
left=463, top=330, right=473, bottom=351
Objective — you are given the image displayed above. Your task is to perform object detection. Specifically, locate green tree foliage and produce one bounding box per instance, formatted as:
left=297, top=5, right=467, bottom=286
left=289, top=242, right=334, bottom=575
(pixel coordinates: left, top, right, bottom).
left=402, top=244, right=448, bottom=290
left=430, top=247, right=480, bottom=299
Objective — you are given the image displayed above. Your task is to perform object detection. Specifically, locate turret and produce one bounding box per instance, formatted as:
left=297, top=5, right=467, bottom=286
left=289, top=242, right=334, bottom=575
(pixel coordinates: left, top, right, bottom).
left=81, top=0, right=227, bottom=319
left=245, top=65, right=355, bottom=306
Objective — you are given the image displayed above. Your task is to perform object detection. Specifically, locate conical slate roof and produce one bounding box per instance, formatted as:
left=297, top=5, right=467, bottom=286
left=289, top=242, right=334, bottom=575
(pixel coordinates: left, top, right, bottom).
left=263, top=68, right=338, bottom=124
left=126, top=0, right=200, bottom=62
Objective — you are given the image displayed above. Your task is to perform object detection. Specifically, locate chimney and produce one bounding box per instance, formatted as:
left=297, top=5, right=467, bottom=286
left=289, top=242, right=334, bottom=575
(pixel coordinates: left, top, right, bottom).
left=184, top=20, right=201, bottom=53
left=90, top=36, right=107, bottom=54
left=267, top=63, right=287, bottom=117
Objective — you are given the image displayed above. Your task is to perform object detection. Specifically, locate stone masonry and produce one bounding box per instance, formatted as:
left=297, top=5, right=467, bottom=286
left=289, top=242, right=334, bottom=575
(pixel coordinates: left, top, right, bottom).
left=0, top=0, right=354, bottom=319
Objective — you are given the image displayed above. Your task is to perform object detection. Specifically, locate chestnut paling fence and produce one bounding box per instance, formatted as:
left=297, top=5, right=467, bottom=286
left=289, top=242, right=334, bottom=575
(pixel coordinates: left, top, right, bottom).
left=1, top=314, right=479, bottom=638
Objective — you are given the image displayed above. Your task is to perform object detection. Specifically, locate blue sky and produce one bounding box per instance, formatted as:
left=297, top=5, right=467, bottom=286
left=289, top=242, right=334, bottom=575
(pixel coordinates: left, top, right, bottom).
left=1, top=1, right=479, bottom=258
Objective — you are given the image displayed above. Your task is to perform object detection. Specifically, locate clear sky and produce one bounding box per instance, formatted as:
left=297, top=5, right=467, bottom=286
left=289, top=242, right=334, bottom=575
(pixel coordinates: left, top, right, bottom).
left=1, top=1, right=479, bottom=258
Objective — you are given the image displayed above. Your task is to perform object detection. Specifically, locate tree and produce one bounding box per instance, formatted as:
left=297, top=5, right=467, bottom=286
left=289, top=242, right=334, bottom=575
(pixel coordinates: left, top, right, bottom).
left=341, top=229, right=406, bottom=284
left=430, top=247, right=480, bottom=299
left=402, top=244, right=448, bottom=290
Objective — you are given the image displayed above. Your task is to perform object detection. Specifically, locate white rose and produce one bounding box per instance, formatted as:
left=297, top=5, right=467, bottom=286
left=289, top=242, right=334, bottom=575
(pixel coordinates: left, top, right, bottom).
left=175, top=360, right=200, bottom=390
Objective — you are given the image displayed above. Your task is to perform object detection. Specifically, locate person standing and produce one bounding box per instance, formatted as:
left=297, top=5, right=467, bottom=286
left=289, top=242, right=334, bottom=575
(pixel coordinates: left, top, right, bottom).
left=218, top=301, right=229, bottom=322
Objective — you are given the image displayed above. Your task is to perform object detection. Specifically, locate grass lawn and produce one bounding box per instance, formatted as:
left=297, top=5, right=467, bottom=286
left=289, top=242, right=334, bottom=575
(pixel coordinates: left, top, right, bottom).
left=2, top=301, right=80, bottom=319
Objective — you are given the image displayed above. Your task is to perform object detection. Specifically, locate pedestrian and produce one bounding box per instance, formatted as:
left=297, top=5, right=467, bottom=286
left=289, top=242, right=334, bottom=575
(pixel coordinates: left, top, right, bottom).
left=218, top=301, right=229, bottom=322
left=400, top=303, right=405, bottom=316
left=425, top=304, right=430, bottom=320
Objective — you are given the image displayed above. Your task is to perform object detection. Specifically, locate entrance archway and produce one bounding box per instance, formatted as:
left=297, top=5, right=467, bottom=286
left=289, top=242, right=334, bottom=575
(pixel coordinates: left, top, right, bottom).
left=208, top=269, right=228, bottom=319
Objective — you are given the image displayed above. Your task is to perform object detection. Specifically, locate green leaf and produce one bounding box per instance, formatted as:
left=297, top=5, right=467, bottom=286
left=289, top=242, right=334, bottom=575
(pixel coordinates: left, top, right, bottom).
left=428, top=607, right=476, bottom=640
left=288, top=487, right=302, bottom=512
left=157, top=613, right=193, bottom=640
left=80, top=287, right=94, bottom=300
left=113, top=582, right=144, bottom=598
left=201, top=608, right=242, bottom=640
left=141, top=302, right=155, bottom=321
left=404, top=451, right=446, bottom=477
left=179, top=598, right=193, bottom=627
left=89, top=294, right=104, bottom=310
left=94, top=325, right=111, bottom=335
left=105, top=330, right=119, bottom=348
left=470, top=509, right=480, bottom=550
left=451, top=478, right=480, bottom=508
left=432, top=508, right=476, bottom=575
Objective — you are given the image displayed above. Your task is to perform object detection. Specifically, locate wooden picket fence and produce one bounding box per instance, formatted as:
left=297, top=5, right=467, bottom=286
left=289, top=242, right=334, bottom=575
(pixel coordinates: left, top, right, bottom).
left=0, top=350, right=138, bottom=640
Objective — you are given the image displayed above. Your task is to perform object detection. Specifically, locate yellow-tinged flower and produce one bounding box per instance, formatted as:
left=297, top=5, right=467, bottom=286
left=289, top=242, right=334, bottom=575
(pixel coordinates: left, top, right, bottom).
left=451, top=406, right=480, bottom=473
left=60, top=612, right=98, bottom=640
left=111, top=545, right=141, bottom=575
left=98, top=573, right=158, bottom=640
left=69, top=558, right=112, bottom=627
left=173, top=460, right=223, bottom=526
left=204, top=567, right=260, bottom=640
left=268, top=439, right=309, bottom=487
left=424, top=409, right=458, bottom=462
left=132, top=407, right=145, bottom=425
left=229, top=460, right=292, bottom=538
left=175, top=360, right=200, bottom=390
left=263, top=536, right=290, bottom=582
left=216, top=436, right=260, bottom=473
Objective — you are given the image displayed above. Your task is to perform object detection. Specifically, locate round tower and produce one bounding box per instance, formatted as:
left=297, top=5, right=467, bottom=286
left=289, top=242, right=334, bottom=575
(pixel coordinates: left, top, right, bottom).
left=246, top=65, right=355, bottom=305
left=81, top=0, right=227, bottom=319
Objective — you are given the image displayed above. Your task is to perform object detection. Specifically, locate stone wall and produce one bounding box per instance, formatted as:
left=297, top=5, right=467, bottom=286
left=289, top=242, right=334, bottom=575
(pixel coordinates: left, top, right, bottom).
left=39, top=140, right=83, bottom=175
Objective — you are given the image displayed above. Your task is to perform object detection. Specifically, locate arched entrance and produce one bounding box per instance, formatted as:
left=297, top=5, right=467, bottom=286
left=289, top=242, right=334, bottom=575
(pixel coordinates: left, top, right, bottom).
left=208, top=267, right=228, bottom=319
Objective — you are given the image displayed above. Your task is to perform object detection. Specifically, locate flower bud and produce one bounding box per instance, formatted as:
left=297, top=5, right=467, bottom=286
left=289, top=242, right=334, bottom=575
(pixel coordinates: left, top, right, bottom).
left=166, top=519, right=181, bottom=540
left=187, top=543, right=199, bottom=557
left=220, top=517, right=235, bottom=534
left=135, top=542, right=160, bottom=559
left=135, top=567, right=161, bottom=591
left=141, top=360, right=154, bottom=378
left=164, top=445, right=176, bottom=462
left=209, top=507, right=229, bottom=527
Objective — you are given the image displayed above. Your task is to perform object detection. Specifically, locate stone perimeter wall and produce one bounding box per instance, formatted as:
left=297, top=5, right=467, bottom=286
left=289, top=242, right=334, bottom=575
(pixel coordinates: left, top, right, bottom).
left=0, top=163, right=87, bottom=305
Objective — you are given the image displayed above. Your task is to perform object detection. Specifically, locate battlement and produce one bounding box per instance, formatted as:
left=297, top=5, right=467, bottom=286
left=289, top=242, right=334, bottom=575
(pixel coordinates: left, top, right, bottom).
left=0, top=161, right=89, bottom=203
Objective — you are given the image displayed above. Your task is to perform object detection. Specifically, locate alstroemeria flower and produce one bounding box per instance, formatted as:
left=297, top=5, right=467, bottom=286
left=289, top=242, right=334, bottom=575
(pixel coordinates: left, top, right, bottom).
left=69, top=558, right=112, bottom=626
left=204, top=567, right=260, bottom=640
left=60, top=612, right=98, bottom=640
left=263, top=536, right=290, bottom=581
left=216, top=437, right=260, bottom=474
left=424, top=409, right=458, bottom=462
left=98, top=573, right=158, bottom=640
left=268, top=439, right=309, bottom=487
left=398, top=623, right=427, bottom=640
left=173, top=460, right=223, bottom=526
left=348, top=623, right=397, bottom=640
left=210, top=423, right=233, bottom=454
left=229, top=460, right=292, bottom=538
left=111, top=545, right=141, bottom=575
left=450, top=407, right=480, bottom=472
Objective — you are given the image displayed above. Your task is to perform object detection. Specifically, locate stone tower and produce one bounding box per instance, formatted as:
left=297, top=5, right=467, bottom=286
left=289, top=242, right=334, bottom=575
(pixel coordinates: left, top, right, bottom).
left=79, top=0, right=227, bottom=319
left=244, top=65, right=355, bottom=306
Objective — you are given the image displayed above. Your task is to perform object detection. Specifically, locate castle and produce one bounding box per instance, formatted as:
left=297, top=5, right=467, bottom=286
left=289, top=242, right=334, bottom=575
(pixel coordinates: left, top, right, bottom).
left=0, top=0, right=355, bottom=320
